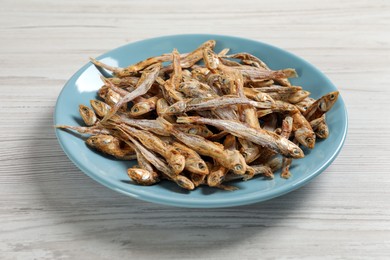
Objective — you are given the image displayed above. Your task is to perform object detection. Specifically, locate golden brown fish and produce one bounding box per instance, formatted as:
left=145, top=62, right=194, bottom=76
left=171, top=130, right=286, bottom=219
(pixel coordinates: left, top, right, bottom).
left=177, top=116, right=304, bottom=158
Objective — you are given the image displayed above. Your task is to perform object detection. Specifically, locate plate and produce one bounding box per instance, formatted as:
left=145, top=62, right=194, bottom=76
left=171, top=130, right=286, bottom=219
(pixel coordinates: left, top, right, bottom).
left=54, top=34, right=348, bottom=208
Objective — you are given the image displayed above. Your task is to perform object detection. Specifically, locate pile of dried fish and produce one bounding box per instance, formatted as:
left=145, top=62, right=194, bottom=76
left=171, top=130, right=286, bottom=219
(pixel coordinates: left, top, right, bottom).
left=57, top=40, right=339, bottom=191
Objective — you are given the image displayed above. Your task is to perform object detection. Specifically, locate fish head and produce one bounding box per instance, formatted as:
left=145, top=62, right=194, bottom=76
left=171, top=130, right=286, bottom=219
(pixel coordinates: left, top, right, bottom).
left=86, top=134, right=114, bottom=148
left=203, top=48, right=219, bottom=71
left=127, top=168, right=159, bottom=185
left=228, top=150, right=247, bottom=175
left=105, top=89, right=121, bottom=104
left=318, top=91, right=339, bottom=112
left=175, top=175, right=195, bottom=190
left=79, top=105, right=97, bottom=126
left=279, top=137, right=305, bottom=158
left=90, top=100, right=111, bottom=117
left=130, top=102, right=151, bottom=117
left=186, top=158, right=209, bottom=175
left=295, top=128, right=316, bottom=149
left=205, top=40, right=217, bottom=49
left=316, top=122, right=329, bottom=139
left=207, top=166, right=226, bottom=187
left=190, top=173, right=206, bottom=187
left=168, top=152, right=186, bottom=174
left=166, top=101, right=186, bottom=115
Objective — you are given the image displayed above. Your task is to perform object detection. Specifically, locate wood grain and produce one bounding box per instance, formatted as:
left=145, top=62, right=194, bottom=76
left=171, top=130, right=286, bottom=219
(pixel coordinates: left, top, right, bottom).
left=1, top=0, right=390, bottom=259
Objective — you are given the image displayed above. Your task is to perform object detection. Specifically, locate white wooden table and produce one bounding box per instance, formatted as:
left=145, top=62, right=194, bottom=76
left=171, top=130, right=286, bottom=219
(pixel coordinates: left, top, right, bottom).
left=1, top=0, right=389, bottom=259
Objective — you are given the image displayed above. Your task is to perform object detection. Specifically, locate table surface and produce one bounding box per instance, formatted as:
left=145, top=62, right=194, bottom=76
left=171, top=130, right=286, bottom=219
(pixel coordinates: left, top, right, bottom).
left=1, top=0, right=389, bottom=259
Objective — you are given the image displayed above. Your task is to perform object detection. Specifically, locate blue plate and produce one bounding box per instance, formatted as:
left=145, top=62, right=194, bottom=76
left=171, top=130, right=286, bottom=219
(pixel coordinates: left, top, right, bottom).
left=54, top=34, right=348, bottom=208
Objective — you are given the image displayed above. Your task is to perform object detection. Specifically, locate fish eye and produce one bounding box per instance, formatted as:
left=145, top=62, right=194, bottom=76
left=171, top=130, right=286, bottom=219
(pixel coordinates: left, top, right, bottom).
left=188, top=128, right=198, bottom=134
left=132, top=107, right=139, bottom=112
left=234, top=164, right=243, bottom=171
left=306, top=137, right=313, bottom=144
left=330, top=94, right=335, bottom=100
left=198, top=163, right=206, bottom=170
left=169, top=107, right=176, bottom=112
left=293, top=149, right=300, bottom=155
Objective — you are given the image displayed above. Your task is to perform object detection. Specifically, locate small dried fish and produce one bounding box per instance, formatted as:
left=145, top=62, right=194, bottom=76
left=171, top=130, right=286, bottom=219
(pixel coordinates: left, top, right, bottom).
left=226, top=53, right=270, bottom=70
left=129, top=95, right=160, bottom=117
left=304, top=91, right=339, bottom=121
left=79, top=105, right=97, bottom=126
left=172, top=142, right=209, bottom=175
left=316, top=121, right=329, bottom=139
left=177, top=116, right=304, bottom=158
left=256, top=100, right=299, bottom=118
left=127, top=168, right=160, bottom=186
left=90, top=99, right=111, bottom=118
left=118, top=115, right=168, bottom=136
left=86, top=134, right=136, bottom=160
left=207, top=164, right=229, bottom=187
left=164, top=95, right=273, bottom=115
left=310, top=115, right=329, bottom=139
left=237, top=66, right=297, bottom=83
left=291, top=112, right=316, bottom=149
left=243, top=87, right=275, bottom=103
left=251, top=85, right=302, bottom=94
left=104, top=88, right=122, bottom=107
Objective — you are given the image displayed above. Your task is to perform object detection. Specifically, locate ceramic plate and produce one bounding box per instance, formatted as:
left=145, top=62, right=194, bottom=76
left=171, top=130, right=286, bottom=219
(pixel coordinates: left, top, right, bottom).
left=54, top=34, right=348, bottom=208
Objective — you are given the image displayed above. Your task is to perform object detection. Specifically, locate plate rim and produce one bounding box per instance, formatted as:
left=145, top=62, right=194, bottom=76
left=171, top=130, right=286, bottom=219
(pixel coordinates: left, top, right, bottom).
left=54, top=34, right=348, bottom=208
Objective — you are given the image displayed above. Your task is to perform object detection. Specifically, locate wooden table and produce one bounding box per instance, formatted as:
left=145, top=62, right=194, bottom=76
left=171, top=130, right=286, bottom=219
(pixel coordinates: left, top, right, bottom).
left=1, top=0, right=389, bottom=259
